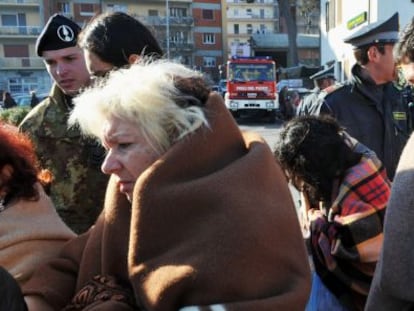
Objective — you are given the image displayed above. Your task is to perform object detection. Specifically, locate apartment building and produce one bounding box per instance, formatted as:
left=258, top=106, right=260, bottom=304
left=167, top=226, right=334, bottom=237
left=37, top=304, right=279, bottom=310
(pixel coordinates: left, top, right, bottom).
left=320, top=0, right=414, bottom=81
left=0, top=0, right=47, bottom=95
left=225, top=0, right=278, bottom=57
left=223, top=0, right=320, bottom=67
left=193, top=0, right=223, bottom=82
left=0, top=0, right=224, bottom=94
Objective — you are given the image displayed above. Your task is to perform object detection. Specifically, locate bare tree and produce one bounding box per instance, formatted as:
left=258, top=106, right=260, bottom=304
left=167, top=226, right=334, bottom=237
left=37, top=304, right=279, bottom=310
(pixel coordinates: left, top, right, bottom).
left=278, top=0, right=298, bottom=66
left=278, top=0, right=319, bottom=66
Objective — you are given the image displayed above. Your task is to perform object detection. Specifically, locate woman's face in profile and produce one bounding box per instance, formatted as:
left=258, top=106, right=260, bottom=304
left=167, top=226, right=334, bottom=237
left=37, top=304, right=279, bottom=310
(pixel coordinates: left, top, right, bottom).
left=100, top=117, right=159, bottom=201
left=84, top=49, right=113, bottom=79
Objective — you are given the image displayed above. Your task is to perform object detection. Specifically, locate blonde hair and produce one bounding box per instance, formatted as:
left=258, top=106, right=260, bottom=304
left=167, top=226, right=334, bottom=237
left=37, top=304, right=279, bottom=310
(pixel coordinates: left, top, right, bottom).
left=69, top=59, right=209, bottom=154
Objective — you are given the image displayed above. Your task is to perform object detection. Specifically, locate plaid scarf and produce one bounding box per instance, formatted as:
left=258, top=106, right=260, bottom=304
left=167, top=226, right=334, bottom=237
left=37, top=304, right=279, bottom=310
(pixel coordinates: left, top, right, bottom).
left=310, top=154, right=390, bottom=310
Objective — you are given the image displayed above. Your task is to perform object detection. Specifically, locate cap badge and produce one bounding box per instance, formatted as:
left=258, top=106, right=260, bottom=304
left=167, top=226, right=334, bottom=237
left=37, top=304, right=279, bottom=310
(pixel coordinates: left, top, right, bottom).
left=57, top=25, right=75, bottom=42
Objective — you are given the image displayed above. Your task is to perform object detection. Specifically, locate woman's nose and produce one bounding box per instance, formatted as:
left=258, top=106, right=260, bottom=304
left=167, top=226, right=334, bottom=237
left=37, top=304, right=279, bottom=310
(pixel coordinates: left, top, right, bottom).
left=101, top=151, right=121, bottom=175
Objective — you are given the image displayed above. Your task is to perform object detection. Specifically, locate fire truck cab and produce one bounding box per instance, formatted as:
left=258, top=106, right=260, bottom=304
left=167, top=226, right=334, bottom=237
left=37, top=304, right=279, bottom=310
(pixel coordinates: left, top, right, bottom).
left=224, top=56, right=279, bottom=122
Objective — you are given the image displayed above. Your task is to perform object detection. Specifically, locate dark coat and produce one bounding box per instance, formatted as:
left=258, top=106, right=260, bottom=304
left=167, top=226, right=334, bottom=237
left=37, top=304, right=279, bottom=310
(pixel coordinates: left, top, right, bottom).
left=318, top=64, right=410, bottom=180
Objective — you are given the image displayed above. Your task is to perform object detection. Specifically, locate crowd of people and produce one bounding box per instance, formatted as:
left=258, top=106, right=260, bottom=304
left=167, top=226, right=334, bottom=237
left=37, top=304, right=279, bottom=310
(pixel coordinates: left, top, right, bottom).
left=0, top=9, right=414, bottom=311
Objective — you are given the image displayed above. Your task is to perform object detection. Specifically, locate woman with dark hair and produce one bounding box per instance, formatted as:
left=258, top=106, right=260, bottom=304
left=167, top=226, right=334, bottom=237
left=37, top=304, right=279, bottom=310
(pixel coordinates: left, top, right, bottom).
left=274, top=115, right=390, bottom=311
left=0, top=123, right=75, bottom=309
left=78, top=11, right=163, bottom=78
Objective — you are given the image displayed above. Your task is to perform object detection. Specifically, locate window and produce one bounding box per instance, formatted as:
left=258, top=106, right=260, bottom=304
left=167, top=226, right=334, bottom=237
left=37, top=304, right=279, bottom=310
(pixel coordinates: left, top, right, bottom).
left=80, top=4, right=94, bottom=16
left=1, top=14, right=26, bottom=27
left=234, top=24, right=239, bottom=34
left=106, top=4, right=127, bottom=12
left=9, top=77, right=38, bottom=94
left=170, top=7, right=187, bottom=17
left=326, top=1, right=335, bottom=31
left=57, top=2, right=70, bottom=14
left=246, top=8, right=252, bottom=16
left=247, top=24, right=253, bottom=34
left=148, top=10, right=158, bottom=16
left=203, top=57, right=216, bottom=68
left=4, top=44, right=28, bottom=57
left=1, top=14, right=18, bottom=26
left=171, top=31, right=187, bottom=43
left=202, top=9, right=213, bottom=20
left=1, top=14, right=26, bottom=34
left=203, top=33, right=215, bottom=44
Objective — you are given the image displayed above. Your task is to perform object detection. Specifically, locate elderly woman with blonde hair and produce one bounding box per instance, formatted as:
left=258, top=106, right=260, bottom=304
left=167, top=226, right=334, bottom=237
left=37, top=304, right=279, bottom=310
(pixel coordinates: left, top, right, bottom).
left=23, top=59, right=311, bottom=311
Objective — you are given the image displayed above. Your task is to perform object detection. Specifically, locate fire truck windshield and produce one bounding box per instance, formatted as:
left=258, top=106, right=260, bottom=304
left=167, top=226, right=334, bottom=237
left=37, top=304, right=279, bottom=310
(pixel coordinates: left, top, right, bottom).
left=228, top=63, right=274, bottom=82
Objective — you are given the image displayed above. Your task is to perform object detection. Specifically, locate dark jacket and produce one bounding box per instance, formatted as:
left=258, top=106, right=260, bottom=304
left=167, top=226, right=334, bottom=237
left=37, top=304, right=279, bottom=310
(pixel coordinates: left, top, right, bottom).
left=318, top=64, right=410, bottom=180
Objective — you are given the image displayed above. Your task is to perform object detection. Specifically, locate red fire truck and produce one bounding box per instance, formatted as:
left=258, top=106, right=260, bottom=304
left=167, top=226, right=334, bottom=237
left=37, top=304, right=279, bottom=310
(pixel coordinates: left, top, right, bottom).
left=224, top=56, right=278, bottom=121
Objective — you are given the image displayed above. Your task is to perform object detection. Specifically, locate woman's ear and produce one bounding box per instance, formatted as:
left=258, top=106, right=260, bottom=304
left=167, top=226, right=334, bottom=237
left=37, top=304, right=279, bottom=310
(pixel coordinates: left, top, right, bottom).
left=128, top=54, right=140, bottom=65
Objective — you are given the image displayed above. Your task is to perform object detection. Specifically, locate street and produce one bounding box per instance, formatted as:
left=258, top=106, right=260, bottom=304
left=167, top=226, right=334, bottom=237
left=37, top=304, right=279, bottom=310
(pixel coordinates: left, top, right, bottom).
left=237, top=118, right=283, bottom=151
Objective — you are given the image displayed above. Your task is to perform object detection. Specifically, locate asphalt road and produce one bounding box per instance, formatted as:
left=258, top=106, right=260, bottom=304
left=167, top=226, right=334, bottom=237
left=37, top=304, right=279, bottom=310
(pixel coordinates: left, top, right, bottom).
left=237, top=118, right=284, bottom=151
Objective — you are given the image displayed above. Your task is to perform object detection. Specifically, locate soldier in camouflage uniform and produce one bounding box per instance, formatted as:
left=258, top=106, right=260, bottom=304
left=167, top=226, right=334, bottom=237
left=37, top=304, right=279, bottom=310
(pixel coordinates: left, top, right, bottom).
left=19, top=14, right=108, bottom=233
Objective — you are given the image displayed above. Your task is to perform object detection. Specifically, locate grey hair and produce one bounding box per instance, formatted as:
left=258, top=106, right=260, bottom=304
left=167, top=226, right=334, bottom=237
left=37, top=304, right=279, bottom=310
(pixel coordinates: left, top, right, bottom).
left=69, top=59, right=209, bottom=154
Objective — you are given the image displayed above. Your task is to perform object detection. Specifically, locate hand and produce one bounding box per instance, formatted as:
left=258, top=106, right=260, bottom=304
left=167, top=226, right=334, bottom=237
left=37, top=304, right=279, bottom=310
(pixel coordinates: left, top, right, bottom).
left=25, top=296, right=54, bottom=311
left=307, top=208, right=324, bottom=222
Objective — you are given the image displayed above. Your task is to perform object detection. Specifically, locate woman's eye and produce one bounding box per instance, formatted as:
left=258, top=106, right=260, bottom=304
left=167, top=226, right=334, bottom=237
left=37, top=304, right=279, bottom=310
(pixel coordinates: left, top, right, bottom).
left=118, top=143, right=131, bottom=149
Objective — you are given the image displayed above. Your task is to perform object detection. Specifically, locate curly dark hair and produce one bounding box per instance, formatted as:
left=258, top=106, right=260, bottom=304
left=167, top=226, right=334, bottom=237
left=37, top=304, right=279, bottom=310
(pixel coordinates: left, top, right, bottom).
left=274, top=115, right=361, bottom=203
left=0, top=123, right=52, bottom=203
left=394, top=17, right=414, bottom=64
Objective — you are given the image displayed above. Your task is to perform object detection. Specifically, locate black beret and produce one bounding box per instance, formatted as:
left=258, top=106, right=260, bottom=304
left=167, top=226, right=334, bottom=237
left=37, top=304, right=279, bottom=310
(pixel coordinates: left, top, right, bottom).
left=309, top=65, right=335, bottom=80
left=344, top=12, right=399, bottom=49
left=36, top=14, right=81, bottom=56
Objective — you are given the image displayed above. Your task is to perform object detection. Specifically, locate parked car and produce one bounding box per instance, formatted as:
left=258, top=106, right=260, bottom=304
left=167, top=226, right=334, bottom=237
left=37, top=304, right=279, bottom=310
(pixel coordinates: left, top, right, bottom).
left=210, top=85, right=220, bottom=92
left=218, top=79, right=227, bottom=97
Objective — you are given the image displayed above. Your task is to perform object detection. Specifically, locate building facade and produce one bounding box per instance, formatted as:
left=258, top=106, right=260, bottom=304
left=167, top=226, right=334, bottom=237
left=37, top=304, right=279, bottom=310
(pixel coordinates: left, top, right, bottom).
left=193, top=0, right=224, bottom=82
left=0, top=0, right=47, bottom=95
left=222, top=0, right=321, bottom=68
left=0, top=0, right=224, bottom=94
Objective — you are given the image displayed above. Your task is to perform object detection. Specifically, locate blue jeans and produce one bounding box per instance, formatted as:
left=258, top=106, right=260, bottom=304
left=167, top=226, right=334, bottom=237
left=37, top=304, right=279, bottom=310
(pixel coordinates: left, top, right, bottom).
left=305, top=272, right=349, bottom=311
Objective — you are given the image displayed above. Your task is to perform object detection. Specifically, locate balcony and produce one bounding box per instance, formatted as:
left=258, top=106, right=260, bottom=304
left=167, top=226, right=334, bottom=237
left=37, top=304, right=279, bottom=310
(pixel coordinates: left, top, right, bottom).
left=161, top=41, right=194, bottom=52
left=226, top=0, right=276, bottom=4
left=0, top=25, right=42, bottom=37
left=227, top=14, right=277, bottom=21
left=135, top=15, right=194, bottom=27
left=0, top=0, right=40, bottom=7
left=0, top=57, right=45, bottom=70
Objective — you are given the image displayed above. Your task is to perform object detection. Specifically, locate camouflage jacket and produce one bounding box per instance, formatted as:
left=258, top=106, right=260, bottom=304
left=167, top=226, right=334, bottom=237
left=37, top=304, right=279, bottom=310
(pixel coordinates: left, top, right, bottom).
left=19, top=84, right=109, bottom=233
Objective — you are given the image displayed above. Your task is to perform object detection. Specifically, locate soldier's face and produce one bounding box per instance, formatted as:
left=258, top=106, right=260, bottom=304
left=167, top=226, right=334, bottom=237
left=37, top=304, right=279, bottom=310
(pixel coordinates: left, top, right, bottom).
left=100, top=116, right=159, bottom=202
left=43, top=46, right=91, bottom=96
left=400, top=60, right=414, bottom=85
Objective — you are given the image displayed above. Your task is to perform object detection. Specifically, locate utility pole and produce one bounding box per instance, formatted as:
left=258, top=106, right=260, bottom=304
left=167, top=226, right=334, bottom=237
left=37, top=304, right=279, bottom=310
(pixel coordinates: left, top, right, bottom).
left=166, top=0, right=170, bottom=59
